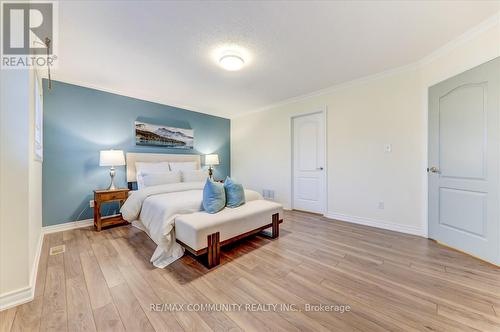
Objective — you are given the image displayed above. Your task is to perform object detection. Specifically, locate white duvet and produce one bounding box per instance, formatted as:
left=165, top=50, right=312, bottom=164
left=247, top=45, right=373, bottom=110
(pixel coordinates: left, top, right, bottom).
left=120, top=181, right=262, bottom=268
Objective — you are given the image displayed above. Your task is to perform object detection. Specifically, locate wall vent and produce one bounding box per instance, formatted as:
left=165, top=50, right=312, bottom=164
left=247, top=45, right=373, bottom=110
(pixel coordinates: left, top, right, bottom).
left=49, top=245, right=66, bottom=255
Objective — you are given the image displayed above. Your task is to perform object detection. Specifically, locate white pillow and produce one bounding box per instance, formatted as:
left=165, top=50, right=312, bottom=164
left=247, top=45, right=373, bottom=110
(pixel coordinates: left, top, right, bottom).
left=135, top=161, right=170, bottom=175
left=169, top=161, right=197, bottom=172
left=141, top=171, right=181, bottom=188
left=135, top=162, right=170, bottom=189
left=182, top=169, right=208, bottom=182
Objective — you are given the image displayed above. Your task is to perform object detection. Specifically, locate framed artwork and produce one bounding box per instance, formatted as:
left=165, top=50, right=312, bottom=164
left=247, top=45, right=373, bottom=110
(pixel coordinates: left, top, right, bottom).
left=135, top=121, right=194, bottom=149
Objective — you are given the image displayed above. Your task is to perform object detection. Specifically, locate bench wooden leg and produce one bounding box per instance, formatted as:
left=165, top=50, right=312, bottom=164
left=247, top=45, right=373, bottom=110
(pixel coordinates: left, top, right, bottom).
left=207, top=232, right=220, bottom=268
left=272, top=213, right=280, bottom=239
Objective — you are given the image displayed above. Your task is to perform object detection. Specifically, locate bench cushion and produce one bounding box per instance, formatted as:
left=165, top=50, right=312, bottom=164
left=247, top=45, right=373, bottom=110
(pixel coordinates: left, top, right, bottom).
left=175, top=200, right=283, bottom=251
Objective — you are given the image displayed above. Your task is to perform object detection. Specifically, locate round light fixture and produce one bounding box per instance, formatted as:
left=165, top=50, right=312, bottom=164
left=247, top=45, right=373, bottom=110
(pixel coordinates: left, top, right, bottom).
left=219, top=53, right=245, bottom=71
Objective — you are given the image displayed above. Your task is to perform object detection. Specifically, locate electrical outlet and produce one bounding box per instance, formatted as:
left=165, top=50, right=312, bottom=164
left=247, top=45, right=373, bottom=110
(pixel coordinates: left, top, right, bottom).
left=378, top=201, right=385, bottom=209
left=89, top=200, right=95, bottom=208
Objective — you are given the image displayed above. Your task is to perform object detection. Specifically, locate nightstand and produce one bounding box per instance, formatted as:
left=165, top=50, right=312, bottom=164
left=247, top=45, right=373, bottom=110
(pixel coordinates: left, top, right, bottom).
left=93, top=188, right=130, bottom=231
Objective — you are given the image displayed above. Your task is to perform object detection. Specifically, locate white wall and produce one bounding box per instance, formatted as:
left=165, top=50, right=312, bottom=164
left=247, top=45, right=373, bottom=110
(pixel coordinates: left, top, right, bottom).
left=28, top=73, right=43, bottom=279
left=231, top=14, right=500, bottom=237
left=0, top=69, right=31, bottom=297
left=0, top=69, right=43, bottom=309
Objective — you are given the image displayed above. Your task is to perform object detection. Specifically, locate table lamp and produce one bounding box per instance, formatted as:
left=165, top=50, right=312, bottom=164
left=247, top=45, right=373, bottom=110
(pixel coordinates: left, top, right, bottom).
left=99, top=150, right=125, bottom=190
left=205, top=154, right=220, bottom=180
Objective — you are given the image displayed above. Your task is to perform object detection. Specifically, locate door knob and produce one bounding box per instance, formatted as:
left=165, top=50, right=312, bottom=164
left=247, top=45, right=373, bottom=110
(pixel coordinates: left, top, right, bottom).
left=317, top=167, right=324, bottom=170
left=427, top=166, right=439, bottom=173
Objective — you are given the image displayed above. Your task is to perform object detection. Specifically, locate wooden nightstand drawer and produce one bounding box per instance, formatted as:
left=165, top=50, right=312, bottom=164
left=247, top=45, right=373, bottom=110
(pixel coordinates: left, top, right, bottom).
left=93, top=188, right=130, bottom=231
left=97, top=191, right=127, bottom=202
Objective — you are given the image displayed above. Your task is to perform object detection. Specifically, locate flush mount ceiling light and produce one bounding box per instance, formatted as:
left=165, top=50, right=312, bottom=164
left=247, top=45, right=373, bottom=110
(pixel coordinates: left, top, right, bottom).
left=219, top=52, right=245, bottom=71
left=211, top=44, right=251, bottom=71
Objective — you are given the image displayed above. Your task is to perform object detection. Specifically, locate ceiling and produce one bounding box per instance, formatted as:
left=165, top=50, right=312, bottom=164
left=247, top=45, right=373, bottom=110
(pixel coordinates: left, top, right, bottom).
left=52, top=1, right=499, bottom=118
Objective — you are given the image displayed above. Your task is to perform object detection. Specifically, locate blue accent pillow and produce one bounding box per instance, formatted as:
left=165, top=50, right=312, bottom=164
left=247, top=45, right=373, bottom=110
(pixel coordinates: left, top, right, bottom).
left=224, top=177, right=246, bottom=208
left=203, top=179, right=226, bottom=214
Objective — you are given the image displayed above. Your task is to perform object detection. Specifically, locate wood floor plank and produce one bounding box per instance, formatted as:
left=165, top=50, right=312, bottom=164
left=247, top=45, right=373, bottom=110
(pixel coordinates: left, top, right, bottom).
left=115, top=237, right=207, bottom=331
left=91, top=242, right=125, bottom=288
left=79, top=250, right=113, bottom=310
left=7, top=210, right=500, bottom=331
left=207, top=275, right=301, bottom=332
left=190, top=272, right=277, bottom=331
left=216, top=251, right=359, bottom=331
left=160, top=265, right=243, bottom=332
left=320, top=274, right=479, bottom=331
left=38, top=233, right=67, bottom=332
left=63, top=230, right=84, bottom=280
left=109, top=283, right=155, bottom=332
left=146, top=269, right=215, bottom=332
left=437, top=304, right=500, bottom=331
left=92, top=302, right=125, bottom=332
left=410, top=260, right=500, bottom=297
left=66, top=276, right=97, bottom=332
left=336, top=259, right=498, bottom=319
left=10, top=297, right=43, bottom=332
left=110, top=237, right=211, bottom=331
left=40, top=264, right=67, bottom=331
left=0, top=307, right=17, bottom=332
left=293, top=215, right=499, bottom=274
left=46, top=233, right=64, bottom=267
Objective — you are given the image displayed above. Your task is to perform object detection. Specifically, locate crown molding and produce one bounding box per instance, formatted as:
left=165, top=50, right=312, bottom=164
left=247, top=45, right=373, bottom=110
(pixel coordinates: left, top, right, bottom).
left=234, top=12, right=500, bottom=119
left=232, top=61, right=419, bottom=119
left=418, top=11, right=500, bottom=67
left=38, top=12, right=500, bottom=120
left=39, top=75, right=230, bottom=120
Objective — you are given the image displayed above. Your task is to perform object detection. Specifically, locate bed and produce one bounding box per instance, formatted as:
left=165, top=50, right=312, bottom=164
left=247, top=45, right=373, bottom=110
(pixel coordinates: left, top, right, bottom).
left=120, top=153, right=283, bottom=268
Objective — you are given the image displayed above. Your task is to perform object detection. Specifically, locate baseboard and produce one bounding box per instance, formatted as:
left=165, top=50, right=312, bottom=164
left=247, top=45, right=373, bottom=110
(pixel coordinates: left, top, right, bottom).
left=1, top=218, right=94, bottom=311
left=29, top=231, right=44, bottom=296
left=325, top=212, right=427, bottom=237
left=0, top=285, right=34, bottom=311
left=0, top=231, right=43, bottom=311
left=42, top=218, right=93, bottom=234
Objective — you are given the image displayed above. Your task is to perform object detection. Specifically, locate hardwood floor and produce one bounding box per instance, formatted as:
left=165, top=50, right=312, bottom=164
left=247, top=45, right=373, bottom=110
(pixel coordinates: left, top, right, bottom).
left=3, top=210, right=500, bottom=331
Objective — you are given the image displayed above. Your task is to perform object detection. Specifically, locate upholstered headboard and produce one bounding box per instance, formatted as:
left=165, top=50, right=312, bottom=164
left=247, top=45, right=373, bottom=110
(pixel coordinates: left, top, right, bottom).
left=126, top=152, right=201, bottom=183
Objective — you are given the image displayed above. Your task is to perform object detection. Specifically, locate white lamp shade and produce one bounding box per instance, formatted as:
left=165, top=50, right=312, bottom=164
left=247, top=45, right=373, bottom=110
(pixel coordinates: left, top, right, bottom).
left=205, top=154, right=220, bottom=166
left=99, top=150, right=125, bottom=167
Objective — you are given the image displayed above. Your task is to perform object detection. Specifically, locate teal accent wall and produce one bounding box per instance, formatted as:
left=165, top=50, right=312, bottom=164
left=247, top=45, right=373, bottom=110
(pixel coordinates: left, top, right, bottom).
left=43, top=80, right=230, bottom=226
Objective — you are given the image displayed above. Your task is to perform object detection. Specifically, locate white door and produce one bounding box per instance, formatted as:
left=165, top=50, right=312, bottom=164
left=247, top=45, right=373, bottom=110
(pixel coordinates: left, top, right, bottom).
left=428, top=57, right=499, bottom=265
left=292, top=112, right=326, bottom=214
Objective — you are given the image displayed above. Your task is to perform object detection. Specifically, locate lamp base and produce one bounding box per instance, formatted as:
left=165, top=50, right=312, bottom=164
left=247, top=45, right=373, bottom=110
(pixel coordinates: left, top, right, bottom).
left=108, top=167, right=117, bottom=190
left=208, top=167, right=213, bottom=180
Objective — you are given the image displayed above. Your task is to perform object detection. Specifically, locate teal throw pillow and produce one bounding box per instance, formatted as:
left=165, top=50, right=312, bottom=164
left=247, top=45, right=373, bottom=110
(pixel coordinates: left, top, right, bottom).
left=203, top=179, right=226, bottom=214
left=224, top=177, right=246, bottom=208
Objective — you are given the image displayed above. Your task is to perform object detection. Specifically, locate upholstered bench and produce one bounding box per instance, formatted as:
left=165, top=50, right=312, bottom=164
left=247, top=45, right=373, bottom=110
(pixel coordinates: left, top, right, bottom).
left=175, top=200, right=283, bottom=267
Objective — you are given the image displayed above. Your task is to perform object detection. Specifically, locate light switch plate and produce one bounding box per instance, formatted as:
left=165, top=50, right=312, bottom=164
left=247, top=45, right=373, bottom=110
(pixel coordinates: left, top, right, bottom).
left=384, top=144, right=392, bottom=153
